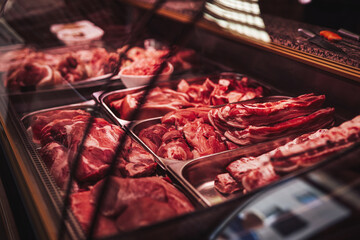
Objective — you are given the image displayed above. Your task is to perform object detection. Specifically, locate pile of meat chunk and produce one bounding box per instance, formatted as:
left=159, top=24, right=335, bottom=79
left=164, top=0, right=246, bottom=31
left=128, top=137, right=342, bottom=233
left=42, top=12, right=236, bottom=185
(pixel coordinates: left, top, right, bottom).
left=109, top=76, right=264, bottom=120
left=139, top=94, right=335, bottom=160
left=214, top=115, right=360, bottom=194
left=4, top=46, right=198, bottom=90
left=6, top=48, right=116, bottom=90
left=29, top=109, right=194, bottom=237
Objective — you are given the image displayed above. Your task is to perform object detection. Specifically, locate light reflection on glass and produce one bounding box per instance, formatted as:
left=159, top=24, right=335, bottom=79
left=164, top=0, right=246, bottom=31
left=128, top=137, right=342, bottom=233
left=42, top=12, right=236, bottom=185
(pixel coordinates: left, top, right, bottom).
left=204, top=0, right=270, bottom=42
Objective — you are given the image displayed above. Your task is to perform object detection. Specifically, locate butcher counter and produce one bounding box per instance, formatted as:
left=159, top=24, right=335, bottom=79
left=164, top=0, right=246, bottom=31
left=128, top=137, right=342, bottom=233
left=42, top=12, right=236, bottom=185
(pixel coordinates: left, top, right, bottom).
left=0, top=0, right=360, bottom=239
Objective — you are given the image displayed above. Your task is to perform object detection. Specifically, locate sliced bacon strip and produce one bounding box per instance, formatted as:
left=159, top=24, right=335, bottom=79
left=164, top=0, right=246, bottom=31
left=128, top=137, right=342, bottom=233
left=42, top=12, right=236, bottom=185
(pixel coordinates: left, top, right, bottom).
left=215, top=115, right=360, bottom=195
left=210, top=94, right=325, bottom=130
left=224, top=108, right=335, bottom=145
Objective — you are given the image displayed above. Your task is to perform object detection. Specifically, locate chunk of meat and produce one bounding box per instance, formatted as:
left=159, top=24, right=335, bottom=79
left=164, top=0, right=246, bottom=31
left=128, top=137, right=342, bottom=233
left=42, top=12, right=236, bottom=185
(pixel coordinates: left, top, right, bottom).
left=57, top=54, right=91, bottom=83
left=39, top=142, right=78, bottom=191
left=216, top=115, right=360, bottom=195
left=6, top=62, right=60, bottom=90
left=183, top=118, right=227, bottom=158
left=115, top=198, right=176, bottom=232
left=156, top=128, right=193, bottom=160
left=157, top=139, right=193, bottom=160
left=224, top=108, right=335, bottom=145
left=161, top=107, right=211, bottom=127
left=30, top=109, right=90, bottom=142
left=214, top=173, right=242, bottom=194
left=33, top=109, right=156, bottom=183
left=241, top=163, right=279, bottom=192
left=90, top=177, right=194, bottom=217
left=209, top=94, right=325, bottom=130
left=109, top=87, right=195, bottom=120
left=70, top=191, right=118, bottom=238
left=138, top=124, right=168, bottom=152
left=119, top=139, right=157, bottom=177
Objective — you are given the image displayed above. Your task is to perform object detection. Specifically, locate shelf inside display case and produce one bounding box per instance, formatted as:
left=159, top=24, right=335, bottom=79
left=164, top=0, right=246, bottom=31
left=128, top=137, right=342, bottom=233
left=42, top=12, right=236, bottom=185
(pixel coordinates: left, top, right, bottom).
left=118, top=0, right=360, bottom=82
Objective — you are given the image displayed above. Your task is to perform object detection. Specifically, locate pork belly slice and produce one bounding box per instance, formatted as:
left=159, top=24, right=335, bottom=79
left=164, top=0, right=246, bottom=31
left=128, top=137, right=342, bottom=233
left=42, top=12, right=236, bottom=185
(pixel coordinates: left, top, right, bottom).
left=216, top=115, right=360, bottom=194
left=241, top=163, right=279, bottom=192
left=209, top=93, right=325, bottom=130
left=271, top=115, right=360, bottom=170
left=214, top=173, right=242, bottom=194
left=217, top=160, right=279, bottom=194
left=224, top=107, right=335, bottom=145
left=70, top=191, right=118, bottom=238
left=90, top=176, right=194, bottom=218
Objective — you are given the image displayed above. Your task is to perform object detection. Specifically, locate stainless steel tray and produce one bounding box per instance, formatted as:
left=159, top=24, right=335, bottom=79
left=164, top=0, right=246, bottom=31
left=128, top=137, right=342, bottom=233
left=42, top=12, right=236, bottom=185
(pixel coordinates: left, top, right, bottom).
left=92, top=72, right=279, bottom=127
left=163, top=134, right=303, bottom=206
left=19, top=100, right=204, bottom=237
left=125, top=95, right=344, bottom=206
left=128, top=96, right=292, bottom=163
left=1, top=44, right=123, bottom=94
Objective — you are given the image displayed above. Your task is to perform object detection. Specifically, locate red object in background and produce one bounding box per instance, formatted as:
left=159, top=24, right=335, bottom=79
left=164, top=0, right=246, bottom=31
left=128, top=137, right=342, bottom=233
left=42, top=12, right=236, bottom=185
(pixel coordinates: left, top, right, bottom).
left=320, top=30, right=342, bottom=41
left=320, top=30, right=360, bottom=50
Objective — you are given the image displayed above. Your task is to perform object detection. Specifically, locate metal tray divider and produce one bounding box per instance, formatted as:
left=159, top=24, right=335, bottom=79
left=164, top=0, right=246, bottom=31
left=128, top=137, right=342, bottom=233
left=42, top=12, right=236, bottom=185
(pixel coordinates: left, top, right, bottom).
left=165, top=160, right=212, bottom=207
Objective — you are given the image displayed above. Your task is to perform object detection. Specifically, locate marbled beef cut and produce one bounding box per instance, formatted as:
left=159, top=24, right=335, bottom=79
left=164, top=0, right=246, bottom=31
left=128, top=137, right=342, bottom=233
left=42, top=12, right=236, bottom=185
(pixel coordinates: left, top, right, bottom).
left=89, top=176, right=194, bottom=231
left=30, top=109, right=156, bottom=189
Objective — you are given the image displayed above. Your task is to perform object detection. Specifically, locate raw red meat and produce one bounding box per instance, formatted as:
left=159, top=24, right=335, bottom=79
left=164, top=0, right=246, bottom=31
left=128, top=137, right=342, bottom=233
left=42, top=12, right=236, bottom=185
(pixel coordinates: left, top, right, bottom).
left=109, top=77, right=263, bottom=120
left=138, top=124, right=168, bottom=152
left=5, top=48, right=119, bottom=90
left=39, top=142, right=78, bottom=191
left=177, top=78, right=217, bottom=104
left=209, top=94, right=325, bottom=130
left=121, top=57, right=171, bottom=75
left=271, top=115, right=360, bottom=169
left=118, top=138, right=157, bottom=177
left=6, top=62, right=63, bottom=90
left=182, top=118, right=227, bottom=158
left=70, top=191, right=118, bottom=238
left=30, top=109, right=90, bottom=141
left=90, top=176, right=194, bottom=218
left=215, top=115, right=360, bottom=194
left=115, top=198, right=177, bottom=232
left=139, top=124, right=193, bottom=160
left=57, top=54, right=90, bottom=83
left=32, top=109, right=156, bottom=186
left=209, top=77, right=264, bottom=105
left=109, top=87, right=195, bottom=120
left=139, top=107, right=227, bottom=160
left=214, top=173, right=242, bottom=194
left=177, top=77, right=263, bottom=106
left=224, top=108, right=335, bottom=145
left=157, top=137, right=194, bottom=160
left=161, top=107, right=211, bottom=127
left=241, top=163, right=279, bottom=192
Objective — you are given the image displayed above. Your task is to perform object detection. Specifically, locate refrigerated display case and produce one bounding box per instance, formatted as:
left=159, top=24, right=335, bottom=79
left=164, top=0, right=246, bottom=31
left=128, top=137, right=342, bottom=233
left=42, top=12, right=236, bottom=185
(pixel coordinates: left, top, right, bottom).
left=0, top=0, right=360, bottom=239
